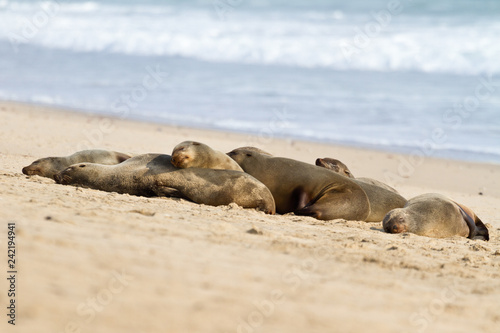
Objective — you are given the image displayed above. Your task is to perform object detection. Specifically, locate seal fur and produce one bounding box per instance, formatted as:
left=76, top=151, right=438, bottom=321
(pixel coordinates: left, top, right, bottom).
left=382, top=193, right=489, bottom=240
left=171, top=141, right=243, bottom=171
left=22, top=149, right=130, bottom=180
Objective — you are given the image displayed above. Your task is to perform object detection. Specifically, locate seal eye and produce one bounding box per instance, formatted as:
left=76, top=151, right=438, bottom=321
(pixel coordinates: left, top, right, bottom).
left=79, top=164, right=86, bottom=168
left=246, top=153, right=252, bottom=157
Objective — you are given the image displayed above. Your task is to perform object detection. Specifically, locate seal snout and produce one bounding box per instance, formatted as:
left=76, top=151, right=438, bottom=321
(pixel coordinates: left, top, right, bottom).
left=54, top=173, right=63, bottom=183
left=383, top=212, right=408, bottom=234
left=171, top=149, right=189, bottom=168
left=315, top=158, right=327, bottom=168
left=315, top=158, right=339, bottom=172
left=390, top=222, right=405, bottom=233
left=22, top=166, right=38, bottom=176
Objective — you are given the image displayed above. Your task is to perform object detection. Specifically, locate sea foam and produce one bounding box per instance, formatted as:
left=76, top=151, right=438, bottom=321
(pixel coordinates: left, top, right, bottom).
left=1, top=0, right=500, bottom=75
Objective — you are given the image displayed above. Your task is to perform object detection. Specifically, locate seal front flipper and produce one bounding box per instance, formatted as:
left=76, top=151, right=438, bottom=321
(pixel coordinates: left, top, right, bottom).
left=472, top=216, right=490, bottom=241
left=291, top=187, right=312, bottom=211
left=152, top=185, right=187, bottom=199
left=457, top=205, right=489, bottom=241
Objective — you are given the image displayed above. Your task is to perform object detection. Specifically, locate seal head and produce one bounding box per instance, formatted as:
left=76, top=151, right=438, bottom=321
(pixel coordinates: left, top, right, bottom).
left=171, top=141, right=243, bottom=171
left=315, top=158, right=354, bottom=178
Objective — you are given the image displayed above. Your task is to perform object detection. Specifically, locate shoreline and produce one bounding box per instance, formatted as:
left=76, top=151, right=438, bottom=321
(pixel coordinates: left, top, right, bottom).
left=2, top=99, right=500, bottom=200
left=3, top=98, right=499, bottom=166
left=1, top=100, right=499, bottom=333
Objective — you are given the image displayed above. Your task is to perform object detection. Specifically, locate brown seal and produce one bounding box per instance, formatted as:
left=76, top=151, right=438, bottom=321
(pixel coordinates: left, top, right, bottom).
left=228, top=148, right=406, bottom=221
left=315, top=158, right=353, bottom=177
left=236, top=147, right=273, bottom=156
left=55, top=154, right=177, bottom=196
left=316, top=157, right=399, bottom=194
left=171, top=141, right=243, bottom=171
left=22, top=149, right=131, bottom=180
left=383, top=193, right=489, bottom=240
left=55, top=154, right=275, bottom=214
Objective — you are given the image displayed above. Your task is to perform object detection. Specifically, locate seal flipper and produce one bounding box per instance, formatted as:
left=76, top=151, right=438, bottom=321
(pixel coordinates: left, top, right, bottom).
left=295, top=182, right=370, bottom=221
left=152, top=185, right=187, bottom=199
left=458, top=206, right=489, bottom=241
left=472, top=216, right=490, bottom=241
left=294, top=205, right=322, bottom=219
left=291, top=187, right=312, bottom=211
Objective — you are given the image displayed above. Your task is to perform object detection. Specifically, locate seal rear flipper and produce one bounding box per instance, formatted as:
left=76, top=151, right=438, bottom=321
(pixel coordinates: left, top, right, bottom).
left=473, top=216, right=490, bottom=241
left=458, top=206, right=489, bottom=241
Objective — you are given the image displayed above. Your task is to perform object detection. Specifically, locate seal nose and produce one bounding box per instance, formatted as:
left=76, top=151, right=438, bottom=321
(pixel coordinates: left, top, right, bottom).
left=387, top=218, right=406, bottom=234
left=54, top=173, right=62, bottom=183
left=22, top=167, right=28, bottom=175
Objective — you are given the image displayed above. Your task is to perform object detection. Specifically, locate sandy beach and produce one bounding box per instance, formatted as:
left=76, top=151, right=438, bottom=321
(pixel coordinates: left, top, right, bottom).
left=1, top=100, right=499, bottom=333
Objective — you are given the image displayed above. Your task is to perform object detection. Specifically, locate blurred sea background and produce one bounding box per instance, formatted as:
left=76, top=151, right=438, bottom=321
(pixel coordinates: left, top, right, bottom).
left=1, top=0, right=499, bottom=162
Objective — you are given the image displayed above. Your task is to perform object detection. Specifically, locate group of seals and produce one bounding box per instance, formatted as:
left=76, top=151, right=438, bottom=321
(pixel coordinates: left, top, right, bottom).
left=52, top=152, right=275, bottom=214
left=313, top=157, right=488, bottom=240
left=22, top=149, right=131, bottom=179
left=55, top=154, right=275, bottom=214
left=227, top=148, right=407, bottom=221
left=23, top=141, right=489, bottom=241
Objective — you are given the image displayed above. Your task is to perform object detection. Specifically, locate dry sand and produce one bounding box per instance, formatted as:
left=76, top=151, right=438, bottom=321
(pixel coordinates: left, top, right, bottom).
left=1, top=101, right=499, bottom=333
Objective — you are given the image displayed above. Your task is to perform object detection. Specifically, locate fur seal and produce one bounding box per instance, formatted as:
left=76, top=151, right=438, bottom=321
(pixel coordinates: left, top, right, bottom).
left=55, top=154, right=275, bottom=214
left=54, top=154, right=177, bottom=196
left=383, top=193, right=489, bottom=240
left=22, top=149, right=131, bottom=180
left=315, top=158, right=352, bottom=177
left=171, top=141, right=243, bottom=171
left=316, top=157, right=399, bottom=194
left=236, top=147, right=273, bottom=156
left=228, top=148, right=406, bottom=221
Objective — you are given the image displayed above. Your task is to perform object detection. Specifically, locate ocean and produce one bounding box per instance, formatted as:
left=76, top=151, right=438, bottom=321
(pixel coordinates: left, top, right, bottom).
left=1, top=0, right=499, bottom=162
